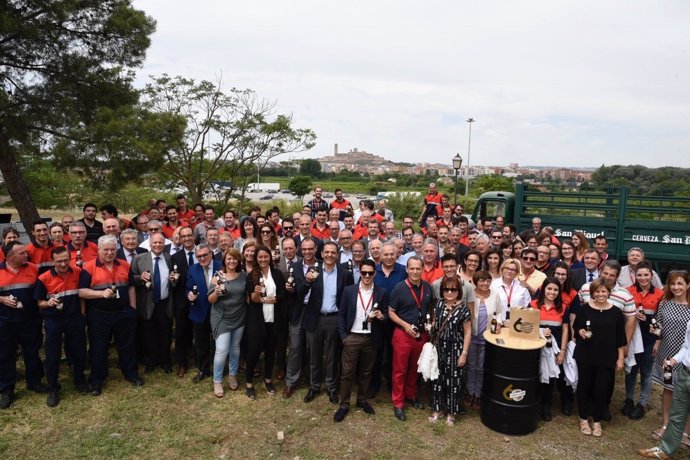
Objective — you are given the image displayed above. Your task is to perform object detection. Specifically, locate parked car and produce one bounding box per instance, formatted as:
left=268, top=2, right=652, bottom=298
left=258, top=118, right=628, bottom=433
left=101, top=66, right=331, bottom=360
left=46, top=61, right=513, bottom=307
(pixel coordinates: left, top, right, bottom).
left=259, top=195, right=274, bottom=201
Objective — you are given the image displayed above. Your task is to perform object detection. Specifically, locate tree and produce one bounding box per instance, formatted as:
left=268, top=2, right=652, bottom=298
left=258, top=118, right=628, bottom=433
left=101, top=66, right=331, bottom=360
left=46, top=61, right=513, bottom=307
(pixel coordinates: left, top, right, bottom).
left=299, top=159, right=322, bottom=178
left=289, top=176, right=312, bottom=199
left=0, top=0, right=156, bottom=223
left=142, top=74, right=316, bottom=203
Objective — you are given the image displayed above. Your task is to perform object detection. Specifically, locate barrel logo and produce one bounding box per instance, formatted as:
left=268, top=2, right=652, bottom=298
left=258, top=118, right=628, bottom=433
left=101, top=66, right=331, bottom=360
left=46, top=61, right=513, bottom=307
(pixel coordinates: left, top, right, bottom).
left=502, top=384, right=526, bottom=402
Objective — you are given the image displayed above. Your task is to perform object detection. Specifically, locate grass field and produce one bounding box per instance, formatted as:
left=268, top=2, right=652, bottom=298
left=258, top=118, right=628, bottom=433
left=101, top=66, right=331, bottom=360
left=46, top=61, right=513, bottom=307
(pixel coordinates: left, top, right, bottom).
left=2, top=350, right=689, bottom=460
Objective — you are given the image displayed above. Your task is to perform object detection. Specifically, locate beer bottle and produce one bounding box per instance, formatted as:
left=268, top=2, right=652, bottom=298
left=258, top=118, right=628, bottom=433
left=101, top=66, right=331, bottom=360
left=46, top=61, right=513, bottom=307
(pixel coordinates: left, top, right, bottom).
left=490, top=313, right=498, bottom=334
left=585, top=320, right=592, bottom=339
left=664, top=358, right=673, bottom=385
left=286, top=267, right=295, bottom=287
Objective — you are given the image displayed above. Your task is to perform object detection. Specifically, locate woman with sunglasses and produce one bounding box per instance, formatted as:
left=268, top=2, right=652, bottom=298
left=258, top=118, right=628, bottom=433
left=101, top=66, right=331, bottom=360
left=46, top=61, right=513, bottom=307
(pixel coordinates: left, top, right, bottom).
left=650, top=270, right=690, bottom=443
left=244, top=245, right=286, bottom=399
left=491, top=258, right=531, bottom=324
left=531, top=277, right=569, bottom=421
left=466, top=270, right=502, bottom=410
left=234, top=217, right=259, bottom=251
left=208, top=248, right=247, bottom=397
left=560, top=240, right=584, bottom=270
left=429, top=275, right=471, bottom=426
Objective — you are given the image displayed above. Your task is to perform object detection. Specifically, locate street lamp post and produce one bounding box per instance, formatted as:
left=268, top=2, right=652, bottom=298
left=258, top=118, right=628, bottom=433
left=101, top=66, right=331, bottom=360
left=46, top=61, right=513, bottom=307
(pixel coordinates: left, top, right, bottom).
left=452, top=153, right=463, bottom=206
left=465, top=117, right=475, bottom=196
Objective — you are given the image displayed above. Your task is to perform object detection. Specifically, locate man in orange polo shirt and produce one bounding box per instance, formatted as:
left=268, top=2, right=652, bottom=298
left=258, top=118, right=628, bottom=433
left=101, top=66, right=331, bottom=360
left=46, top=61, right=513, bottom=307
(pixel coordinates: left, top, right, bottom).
left=176, top=194, right=195, bottom=224
left=26, top=220, right=54, bottom=274
left=0, top=241, right=48, bottom=409
left=79, top=235, right=143, bottom=396
left=35, top=246, right=88, bottom=406
left=66, top=222, right=98, bottom=268
left=162, top=205, right=188, bottom=239
left=220, top=209, right=241, bottom=240
left=311, top=208, right=330, bottom=240
left=421, top=239, right=443, bottom=284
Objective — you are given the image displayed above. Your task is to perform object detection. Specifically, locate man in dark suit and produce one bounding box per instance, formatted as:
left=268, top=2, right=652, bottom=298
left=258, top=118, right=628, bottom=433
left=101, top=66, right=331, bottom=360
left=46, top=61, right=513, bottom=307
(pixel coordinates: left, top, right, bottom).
left=170, top=226, right=197, bottom=378
left=130, top=233, right=175, bottom=373
left=333, top=259, right=389, bottom=422
left=283, top=237, right=317, bottom=398
left=185, top=243, right=221, bottom=383
left=298, top=240, right=353, bottom=404
left=275, top=237, right=301, bottom=381
left=571, top=249, right=601, bottom=292
left=116, top=229, right=147, bottom=265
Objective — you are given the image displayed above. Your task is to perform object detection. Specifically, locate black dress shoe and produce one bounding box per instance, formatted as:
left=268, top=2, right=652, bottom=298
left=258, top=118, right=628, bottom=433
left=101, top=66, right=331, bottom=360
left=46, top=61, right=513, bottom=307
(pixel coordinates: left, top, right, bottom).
left=393, top=407, right=406, bottom=421
left=561, top=400, right=573, bottom=416
left=334, top=406, right=349, bottom=422
left=128, top=377, right=144, bottom=387
left=541, top=406, right=552, bottom=421
left=144, top=365, right=156, bottom=374
left=329, top=390, right=339, bottom=404
left=0, top=390, right=14, bottom=409
left=192, top=371, right=208, bottom=383
left=405, top=398, right=424, bottom=409
left=303, top=388, right=319, bottom=403
left=356, top=401, right=375, bottom=415
left=621, top=398, right=634, bottom=417
left=27, top=382, right=50, bottom=394
left=162, top=365, right=173, bottom=374
left=47, top=391, right=60, bottom=408
left=630, top=403, right=646, bottom=420
left=91, top=385, right=102, bottom=396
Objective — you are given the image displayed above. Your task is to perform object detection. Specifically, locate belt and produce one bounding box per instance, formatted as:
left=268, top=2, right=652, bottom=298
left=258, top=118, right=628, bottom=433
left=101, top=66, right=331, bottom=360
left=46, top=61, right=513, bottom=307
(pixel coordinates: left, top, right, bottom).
left=350, top=332, right=371, bottom=337
left=320, top=312, right=338, bottom=317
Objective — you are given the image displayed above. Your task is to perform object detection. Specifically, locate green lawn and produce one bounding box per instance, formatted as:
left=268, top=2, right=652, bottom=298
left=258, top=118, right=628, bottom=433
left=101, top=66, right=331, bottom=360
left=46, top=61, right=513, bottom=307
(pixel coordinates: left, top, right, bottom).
left=2, top=352, right=688, bottom=459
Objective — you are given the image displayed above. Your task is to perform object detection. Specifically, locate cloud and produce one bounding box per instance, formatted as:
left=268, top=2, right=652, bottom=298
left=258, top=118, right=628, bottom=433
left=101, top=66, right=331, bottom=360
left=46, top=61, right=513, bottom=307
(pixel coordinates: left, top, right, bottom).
left=134, top=0, right=690, bottom=167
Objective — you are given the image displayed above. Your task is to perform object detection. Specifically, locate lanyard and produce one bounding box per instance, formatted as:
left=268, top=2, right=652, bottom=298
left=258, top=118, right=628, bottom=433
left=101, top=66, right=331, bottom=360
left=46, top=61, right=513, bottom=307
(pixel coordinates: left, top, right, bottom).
left=405, top=279, right=425, bottom=310
left=358, top=288, right=374, bottom=315
left=502, top=282, right=514, bottom=307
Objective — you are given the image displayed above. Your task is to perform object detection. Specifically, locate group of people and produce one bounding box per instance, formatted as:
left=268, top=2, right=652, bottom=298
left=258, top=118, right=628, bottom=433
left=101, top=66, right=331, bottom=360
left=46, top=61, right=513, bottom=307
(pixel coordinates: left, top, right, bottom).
left=1, top=186, right=689, bottom=456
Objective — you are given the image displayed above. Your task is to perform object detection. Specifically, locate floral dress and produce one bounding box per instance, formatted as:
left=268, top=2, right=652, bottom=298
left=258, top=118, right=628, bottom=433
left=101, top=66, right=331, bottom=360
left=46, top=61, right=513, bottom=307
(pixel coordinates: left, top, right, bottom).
left=431, top=299, right=471, bottom=415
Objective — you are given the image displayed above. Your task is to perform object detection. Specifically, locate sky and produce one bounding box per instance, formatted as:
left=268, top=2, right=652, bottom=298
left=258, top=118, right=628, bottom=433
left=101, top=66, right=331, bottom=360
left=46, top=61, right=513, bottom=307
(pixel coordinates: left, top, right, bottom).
left=133, top=0, right=690, bottom=168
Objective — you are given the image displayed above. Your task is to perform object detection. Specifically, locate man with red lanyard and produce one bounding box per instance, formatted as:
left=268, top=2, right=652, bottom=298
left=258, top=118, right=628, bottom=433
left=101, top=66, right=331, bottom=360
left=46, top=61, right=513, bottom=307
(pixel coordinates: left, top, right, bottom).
left=388, top=257, right=433, bottom=421
left=34, top=246, right=88, bottom=407
left=78, top=235, right=143, bottom=396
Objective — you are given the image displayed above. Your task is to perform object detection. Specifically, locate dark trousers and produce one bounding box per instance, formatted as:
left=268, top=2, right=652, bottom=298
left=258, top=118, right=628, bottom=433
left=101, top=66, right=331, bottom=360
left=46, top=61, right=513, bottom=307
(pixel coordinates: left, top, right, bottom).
left=370, top=322, right=393, bottom=393
left=306, top=315, right=340, bottom=392
left=141, top=301, right=172, bottom=367
left=339, top=333, right=376, bottom=406
left=175, top=302, right=194, bottom=368
left=576, top=360, right=614, bottom=422
left=88, top=308, right=138, bottom=386
left=540, top=364, right=573, bottom=408
left=246, top=323, right=277, bottom=384
left=275, top=321, right=288, bottom=373
left=44, top=314, right=86, bottom=390
left=193, top=319, right=212, bottom=374
left=0, top=316, right=44, bottom=392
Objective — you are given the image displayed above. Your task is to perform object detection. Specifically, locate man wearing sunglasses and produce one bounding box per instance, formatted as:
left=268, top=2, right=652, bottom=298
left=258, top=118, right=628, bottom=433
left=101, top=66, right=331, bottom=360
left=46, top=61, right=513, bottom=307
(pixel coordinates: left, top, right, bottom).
left=334, top=259, right=388, bottom=422
left=519, top=248, right=546, bottom=298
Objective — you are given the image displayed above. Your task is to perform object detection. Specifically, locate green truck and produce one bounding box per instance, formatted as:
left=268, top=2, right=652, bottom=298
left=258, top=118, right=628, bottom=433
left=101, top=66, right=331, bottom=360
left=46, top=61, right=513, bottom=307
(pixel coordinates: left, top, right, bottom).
left=472, top=183, right=690, bottom=274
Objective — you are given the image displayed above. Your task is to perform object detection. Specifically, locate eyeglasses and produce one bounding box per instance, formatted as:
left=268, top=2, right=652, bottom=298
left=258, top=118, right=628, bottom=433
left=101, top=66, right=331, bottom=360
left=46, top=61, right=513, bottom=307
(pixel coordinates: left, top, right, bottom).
left=260, top=230, right=273, bottom=234
left=522, top=256, right=536, bottom=262
left=148, top=228, right=161, bottom=232
left=360, top=271, right=375, bottom=277
left=443, top=288, right=458, bottom=292
left=466, top=259, right=480, bottom=264
left=197, top=253, right=211, bottom=259
left=282, top=226, right=294, bottom=231
left=503, top=267, right=517, bottom=272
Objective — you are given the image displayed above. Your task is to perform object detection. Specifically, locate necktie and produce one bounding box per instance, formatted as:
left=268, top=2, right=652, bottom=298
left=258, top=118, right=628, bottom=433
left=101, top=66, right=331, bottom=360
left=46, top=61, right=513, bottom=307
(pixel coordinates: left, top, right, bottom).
left=204, top=266, right=210, bottom=287
left=153, top=256, right=161, bottom=303
left=130, top=252, right=136, bottom=264
left=588, top=273, right=594, bottom=282
left=188, top=251, right=194, bottom=267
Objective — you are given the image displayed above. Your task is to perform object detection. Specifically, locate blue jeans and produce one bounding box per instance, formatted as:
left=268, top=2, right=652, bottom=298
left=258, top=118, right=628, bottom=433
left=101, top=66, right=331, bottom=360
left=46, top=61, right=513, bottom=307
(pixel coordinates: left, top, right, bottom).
left=213, top=326, right=244, bottom=383
left=625, top=334, right=656, bottom=406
